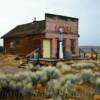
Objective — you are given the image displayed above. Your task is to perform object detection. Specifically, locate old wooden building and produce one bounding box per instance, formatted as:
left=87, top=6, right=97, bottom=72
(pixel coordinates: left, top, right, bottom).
left=2, top=13, right=79, bottom=58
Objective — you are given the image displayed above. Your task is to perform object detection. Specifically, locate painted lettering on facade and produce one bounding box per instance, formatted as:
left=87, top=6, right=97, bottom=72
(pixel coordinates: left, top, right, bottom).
left=46, top=17, right=78, bottom=34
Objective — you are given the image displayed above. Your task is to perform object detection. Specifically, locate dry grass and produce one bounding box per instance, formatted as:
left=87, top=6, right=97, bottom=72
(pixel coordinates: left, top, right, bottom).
left=0, top=54, right=99, bottom=100
left=0, top=54, right=24, bottom=67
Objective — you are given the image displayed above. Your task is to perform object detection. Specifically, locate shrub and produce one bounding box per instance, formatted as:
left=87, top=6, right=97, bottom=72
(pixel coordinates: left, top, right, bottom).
left=6, top=73, right=15, bottom=81
left=61, top=80, right=75, bottom=96
left=14, top=71, right=32, bottom=82
left=71, top=62, right=95, bottom=69
left=16, top=81, right=23, bottom=90
left=88, top=60, right=100, bottom=66
left=61, top=74, right=80, bottom=85
left=0, top=73, right=7, bottom=88
left=80, top=69, right=94, bottom=83
left=56, top=62, right=71, bottom=74
left=61, top=65, right=71, bottom=74
left=8, top=80, right=17, bottom=89
left=47, top=76, right=77, bottom=100
left=90, top=72, right=100, bottom=85
left=95, top=78, right=100, bottom=85
left=35, top=71, right=48, bottom=84
left=95, top=78, right=100, bottom=94
left=56, top=62, right=64, bottom=69
left=0, top=71, right=37, bottom=96
left=10, top=71, right=34, bottom=95
left=27, top=71, right=41, bottom=86
left=94, top=72, right=100, bottom=79
left=47, top=79, right=61, bottom=93
left=20, top=82, right=33, bottom=96
left=42, top=67, right=61, bottom=80
left=27, top=62, right=35, bottom=70
left=59, top=75, right=78, bottom=98
left=0, top=68, right=59, bottom=97
left=47, top=79, right=62, bottom=100
left=93, top=61, right=100, bottom=68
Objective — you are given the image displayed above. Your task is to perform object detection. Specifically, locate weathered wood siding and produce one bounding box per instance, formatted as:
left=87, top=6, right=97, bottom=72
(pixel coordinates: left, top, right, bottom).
left=45, top=15, right=78, bottom=34
left=45, top=14, right=79, bottom=57
left=4, top=34, right=45, bottom=56
left=3, top=14, right=79, bottom=58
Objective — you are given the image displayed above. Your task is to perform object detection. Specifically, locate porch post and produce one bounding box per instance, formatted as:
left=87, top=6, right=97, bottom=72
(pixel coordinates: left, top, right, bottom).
left=75, top=39, right=79, bottom=56
left=52, top=38, right=57, bottom=58
left=65, top=39, right=71, bottom=52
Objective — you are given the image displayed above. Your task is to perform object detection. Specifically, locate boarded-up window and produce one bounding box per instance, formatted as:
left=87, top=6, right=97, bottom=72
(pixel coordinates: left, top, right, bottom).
left=10, top=41, right=16, bottom=48
left=43, top=40, right=51, bottom=58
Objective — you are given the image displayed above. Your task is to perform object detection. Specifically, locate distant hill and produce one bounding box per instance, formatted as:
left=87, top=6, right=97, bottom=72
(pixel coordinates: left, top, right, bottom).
left=79, top=46, right=100, bottom=49
left=79, top=46, right=100, bottom=53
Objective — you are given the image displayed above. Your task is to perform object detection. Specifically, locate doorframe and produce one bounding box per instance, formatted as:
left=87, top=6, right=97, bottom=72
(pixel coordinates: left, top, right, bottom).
left=70, top=39, right=76, bottom=54
left=57, top=39, right=65, bottom=59
left=42, top=39, right=52, bottom=58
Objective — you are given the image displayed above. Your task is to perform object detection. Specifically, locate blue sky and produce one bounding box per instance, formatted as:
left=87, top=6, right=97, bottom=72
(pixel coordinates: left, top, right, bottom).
left=0, top=0, right=100, bottom=46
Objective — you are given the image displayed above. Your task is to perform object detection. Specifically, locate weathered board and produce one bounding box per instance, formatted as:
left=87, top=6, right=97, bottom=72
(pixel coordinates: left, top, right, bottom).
left=43, top=39, right=51, bottom=58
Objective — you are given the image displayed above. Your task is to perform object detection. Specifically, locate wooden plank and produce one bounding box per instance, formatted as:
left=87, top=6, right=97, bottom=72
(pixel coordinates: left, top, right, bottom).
left=43, top=40, right=51, bottom=58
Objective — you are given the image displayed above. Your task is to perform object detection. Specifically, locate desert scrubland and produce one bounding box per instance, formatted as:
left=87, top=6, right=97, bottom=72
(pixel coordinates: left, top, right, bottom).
left=0, top=54, right=100, bottom=100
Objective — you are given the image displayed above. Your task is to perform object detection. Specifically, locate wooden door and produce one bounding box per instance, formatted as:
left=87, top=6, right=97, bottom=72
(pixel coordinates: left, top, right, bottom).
left=43, top=40, right=51, bottom=58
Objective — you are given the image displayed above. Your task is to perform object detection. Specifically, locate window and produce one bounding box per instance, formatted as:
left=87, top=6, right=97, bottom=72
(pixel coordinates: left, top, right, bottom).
left=10, top=41, right=16, bottom=48
left=70, top=39, right=76, bottom=54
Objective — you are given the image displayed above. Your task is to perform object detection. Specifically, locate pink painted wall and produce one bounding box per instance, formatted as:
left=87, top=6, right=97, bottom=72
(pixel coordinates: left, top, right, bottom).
left=45, top=16, right=78, bottom=34
left=45, top=15, right=79, bottom=57
left=52, top=38, right=57, bottom=58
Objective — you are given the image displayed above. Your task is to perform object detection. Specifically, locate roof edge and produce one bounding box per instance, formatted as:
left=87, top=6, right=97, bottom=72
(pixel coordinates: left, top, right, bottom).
left=45, top=13, right=78, bottom=20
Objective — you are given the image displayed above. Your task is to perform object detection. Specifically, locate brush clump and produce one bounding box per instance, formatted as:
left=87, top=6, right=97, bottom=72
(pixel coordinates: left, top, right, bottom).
left=71, top=62, right=95, bottom=69
left=47, top=79, right=63, bottom=100
left=56, top=62, right=71, bottom=74
left=80, top=69, right=94, bottom=84
left=0, top=71, right=35, bottom=96
left=42, top=66, right=61, bottom=80
left=93, top=61, right=100, bottom=68
left=95, top=78, right=100, bottom=94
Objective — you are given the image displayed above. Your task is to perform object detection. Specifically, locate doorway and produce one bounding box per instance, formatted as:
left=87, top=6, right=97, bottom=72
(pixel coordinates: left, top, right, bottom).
left=70, top=39, right=76, bottom=54
left=43, top=39, right=51, bottom=58
left=57, top=40, right=65, bottom=59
